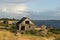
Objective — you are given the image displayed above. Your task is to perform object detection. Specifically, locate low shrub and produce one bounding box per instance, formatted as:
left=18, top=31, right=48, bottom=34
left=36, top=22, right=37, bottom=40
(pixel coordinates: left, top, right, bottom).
left=55, top=37, right=60, bottom=40
left=25, top=30, right=37, bottom=35
left=49, top=29, right=60, bottom=34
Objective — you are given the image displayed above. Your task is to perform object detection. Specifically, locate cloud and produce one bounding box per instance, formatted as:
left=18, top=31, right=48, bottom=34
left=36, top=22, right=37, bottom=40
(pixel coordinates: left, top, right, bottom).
left=0, top=4, right=28, bottom=14
left=0, top=11, right=29, bottom=19
left=1, top=6, right=60, bottom=20
left=0, top=3, right=30, bottom=19
left=0, top=0, right=32, bottom=3
left=0, top=0, right=60, bottom=20
left=0, top=7, right=60, bottom=20
left=26, top=8, right=60, bottom=20
left=0, top=0, right=34, bottom=19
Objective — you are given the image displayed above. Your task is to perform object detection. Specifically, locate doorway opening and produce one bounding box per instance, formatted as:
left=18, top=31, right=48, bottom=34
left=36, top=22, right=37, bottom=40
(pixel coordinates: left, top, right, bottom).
left=21, top=26, right=25, bottom=31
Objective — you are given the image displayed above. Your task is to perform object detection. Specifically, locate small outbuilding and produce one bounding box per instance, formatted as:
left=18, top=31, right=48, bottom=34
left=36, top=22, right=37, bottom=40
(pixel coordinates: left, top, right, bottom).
left=16, top=17, right=36, bottom=32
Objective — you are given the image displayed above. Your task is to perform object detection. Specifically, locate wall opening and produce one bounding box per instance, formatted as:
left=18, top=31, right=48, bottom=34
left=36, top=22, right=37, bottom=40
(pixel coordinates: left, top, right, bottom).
left=21, top=26, right=25, bottom=31
left=25, top=21, right=29, bottom=24
left=3, top=20, right=8, bottom=24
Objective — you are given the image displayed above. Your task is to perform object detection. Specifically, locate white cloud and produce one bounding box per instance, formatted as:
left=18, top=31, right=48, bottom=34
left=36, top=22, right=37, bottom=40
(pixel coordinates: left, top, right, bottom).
left=0, top=0, right=34, bottom=19
left=3, top=8, right=8, bottom=12
left=0, top=0, right=32, bottom=3
left=0, top=4, right=28, bottom=15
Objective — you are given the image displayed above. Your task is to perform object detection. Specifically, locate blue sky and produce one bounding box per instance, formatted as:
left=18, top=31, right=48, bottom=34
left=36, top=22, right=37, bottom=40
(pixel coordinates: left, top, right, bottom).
left=0, top=0, right=60, bottom=20
left=26, top=0, right=60, bottom=11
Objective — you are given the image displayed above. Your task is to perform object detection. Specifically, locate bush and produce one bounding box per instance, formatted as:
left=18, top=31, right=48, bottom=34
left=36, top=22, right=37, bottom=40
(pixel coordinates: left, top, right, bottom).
left=55, top=37, right=60, bottom=40
left=25, top=30, right=37, bottom=35
left=0, top=23, right=8, bottom=27
left=9, top=24, right=17, bottom=33
left=49, top=29, right=60, bottom=34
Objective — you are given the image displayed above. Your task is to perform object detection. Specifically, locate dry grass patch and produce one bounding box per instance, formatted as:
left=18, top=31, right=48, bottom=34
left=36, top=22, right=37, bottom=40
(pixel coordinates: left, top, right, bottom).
left=0, top=30, right=56, bottom=40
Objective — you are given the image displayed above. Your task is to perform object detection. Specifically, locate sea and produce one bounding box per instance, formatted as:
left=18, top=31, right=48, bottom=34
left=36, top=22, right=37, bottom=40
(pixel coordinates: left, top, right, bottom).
left=32, top=20, right=60, bottom=28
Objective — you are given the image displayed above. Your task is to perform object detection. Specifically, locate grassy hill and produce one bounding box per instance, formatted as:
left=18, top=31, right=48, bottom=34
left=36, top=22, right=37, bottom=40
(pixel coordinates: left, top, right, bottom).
left=0, top=30, right=59, bottom=40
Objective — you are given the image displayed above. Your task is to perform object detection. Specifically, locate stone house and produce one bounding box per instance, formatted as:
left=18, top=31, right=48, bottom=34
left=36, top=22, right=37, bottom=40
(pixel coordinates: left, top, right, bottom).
left=0, top=20, right=4, bottom=23
left=7, top=20, right=18, bottom=24
left=16, top=17, right=48, bottom=34
left=2, top=20, right=17, bottom=24
left=16, top=17, right=36, bottom=32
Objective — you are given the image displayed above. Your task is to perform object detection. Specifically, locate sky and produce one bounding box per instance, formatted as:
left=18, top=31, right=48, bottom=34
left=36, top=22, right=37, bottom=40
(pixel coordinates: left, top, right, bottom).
left=0, top=0, right=60, bottom=20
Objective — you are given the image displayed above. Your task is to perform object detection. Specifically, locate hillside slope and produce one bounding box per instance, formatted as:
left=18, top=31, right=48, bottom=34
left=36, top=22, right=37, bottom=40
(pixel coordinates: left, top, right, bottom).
left=0, top=30, right=56, bottom=40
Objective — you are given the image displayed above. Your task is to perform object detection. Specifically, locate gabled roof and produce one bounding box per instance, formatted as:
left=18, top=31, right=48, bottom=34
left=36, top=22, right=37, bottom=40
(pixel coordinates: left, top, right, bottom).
left=16, top=17, right=30, bottom=25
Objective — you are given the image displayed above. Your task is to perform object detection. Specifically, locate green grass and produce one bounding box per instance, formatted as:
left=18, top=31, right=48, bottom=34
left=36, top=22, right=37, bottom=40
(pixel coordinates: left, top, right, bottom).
left=49, top=29, right=60, bottom=34
left=0, top=23, right=7, bottom=26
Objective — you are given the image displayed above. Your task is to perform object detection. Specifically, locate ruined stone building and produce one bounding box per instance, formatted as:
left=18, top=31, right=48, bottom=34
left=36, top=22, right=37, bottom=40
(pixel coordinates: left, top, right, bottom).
left=16, top=17, right=36, bottom=32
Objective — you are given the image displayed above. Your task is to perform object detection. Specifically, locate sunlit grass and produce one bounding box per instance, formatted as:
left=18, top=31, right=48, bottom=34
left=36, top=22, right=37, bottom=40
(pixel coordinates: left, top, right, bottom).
left=0, top=30, right=58, bottom=40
